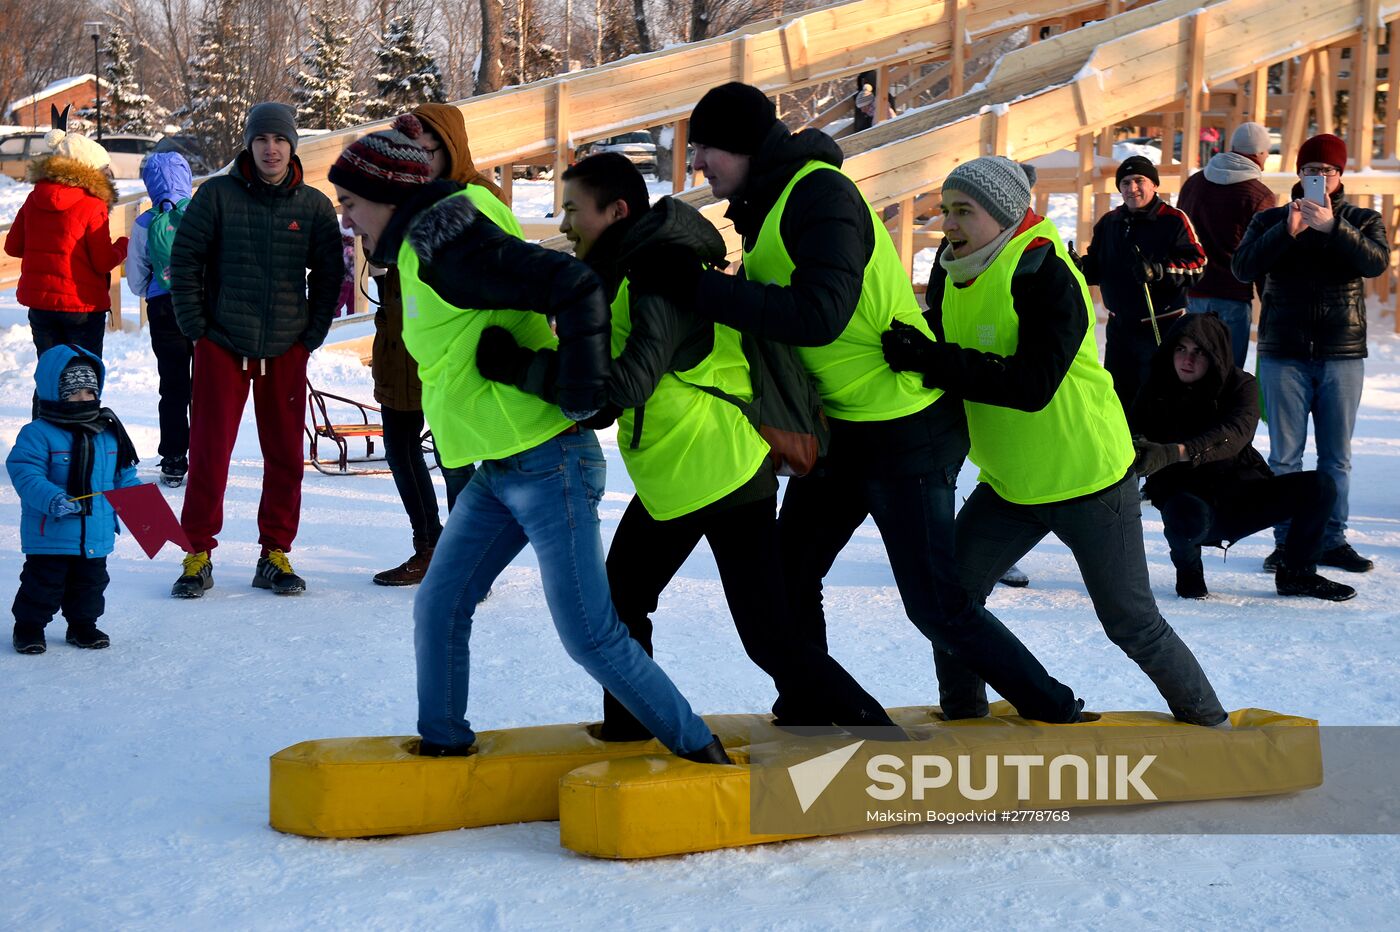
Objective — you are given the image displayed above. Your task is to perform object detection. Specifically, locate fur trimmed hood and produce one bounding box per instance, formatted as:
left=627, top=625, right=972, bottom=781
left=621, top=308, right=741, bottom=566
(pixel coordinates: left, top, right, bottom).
left=26, top=155, right=118, bottom=207
left=406, top=188, right=484, bottom=265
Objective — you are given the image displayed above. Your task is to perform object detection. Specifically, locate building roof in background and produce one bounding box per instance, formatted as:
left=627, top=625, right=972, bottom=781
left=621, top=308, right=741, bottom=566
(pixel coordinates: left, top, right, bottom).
left=9, top=74, right=111, bottom=116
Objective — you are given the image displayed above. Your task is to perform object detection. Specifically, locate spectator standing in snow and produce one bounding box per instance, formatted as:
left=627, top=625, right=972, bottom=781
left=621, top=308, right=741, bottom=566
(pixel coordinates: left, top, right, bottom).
left=8, top=346, right=140, bottom=654
left=5, top=128, right=128, bottom=357
left=633, top=82, right=1085, bottom=725
left=1233, top=133, right=1389, bottom=575
left=328, top=119, right=728, bottom=764
left=1177, top=122, right=1276, bottom=368
left=882, top=155, right=1227, bottom=726
left=167, top=102, right=342, bottom=599
left=1130, top=313, right=1354, bottom=602
left=127, top=151, right=195, bottom=488
left=1083, top=155, right=1207, bottom=411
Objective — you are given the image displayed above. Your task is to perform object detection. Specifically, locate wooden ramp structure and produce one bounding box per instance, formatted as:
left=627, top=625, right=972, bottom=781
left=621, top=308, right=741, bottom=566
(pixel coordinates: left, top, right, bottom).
left=2, top=0, right=1399, bottom=326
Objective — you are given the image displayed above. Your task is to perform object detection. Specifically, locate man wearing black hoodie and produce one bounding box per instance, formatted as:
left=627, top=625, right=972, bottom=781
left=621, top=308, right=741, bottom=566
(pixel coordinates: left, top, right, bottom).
left=629, top=82, right=1084, bottom=725
left=1130, top=314, right=1354, bottom=602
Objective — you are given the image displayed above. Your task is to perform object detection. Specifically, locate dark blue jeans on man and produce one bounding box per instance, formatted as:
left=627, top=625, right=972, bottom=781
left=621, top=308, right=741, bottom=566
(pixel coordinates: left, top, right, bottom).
left=777, top=461, right=1081, bottom=724
left=942, top=472, right=1227, bottom=726
left=413, top=427, right=713, bottom=755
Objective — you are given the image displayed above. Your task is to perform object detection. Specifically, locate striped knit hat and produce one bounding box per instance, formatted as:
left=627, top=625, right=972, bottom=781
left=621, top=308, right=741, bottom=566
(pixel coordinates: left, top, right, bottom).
left=327, top=115, right=432, bottom=205
left=942, top=156, right=1033, bottom=229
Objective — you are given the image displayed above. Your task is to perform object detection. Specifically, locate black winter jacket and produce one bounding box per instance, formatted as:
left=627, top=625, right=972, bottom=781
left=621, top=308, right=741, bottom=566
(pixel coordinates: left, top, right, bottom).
left=1232, top=184, right=1388, bottom=360
left=170, top=152, right=342, bottom=358
left=689, top=122, right=966, bottom=476
left=1129, top=313, right=1272, bottom=508
left=1082, top=196, right=1207, bottom=322
left=371, top=181, right=612, bottom=417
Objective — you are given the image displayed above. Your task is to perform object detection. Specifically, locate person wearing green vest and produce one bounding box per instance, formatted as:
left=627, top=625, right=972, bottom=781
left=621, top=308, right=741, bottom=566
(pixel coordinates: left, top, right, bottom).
left=629, top=82, right=1084, bottom=724
left=481, top=152, right=899, bottom=739
left=881, top=156, right=1228, bottom=726
left=328, top=120, right=726, bottom=762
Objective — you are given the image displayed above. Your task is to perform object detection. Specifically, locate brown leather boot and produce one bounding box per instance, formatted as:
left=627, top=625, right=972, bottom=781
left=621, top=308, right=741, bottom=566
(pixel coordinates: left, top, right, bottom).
left=373, top=548, right=434, bottom=587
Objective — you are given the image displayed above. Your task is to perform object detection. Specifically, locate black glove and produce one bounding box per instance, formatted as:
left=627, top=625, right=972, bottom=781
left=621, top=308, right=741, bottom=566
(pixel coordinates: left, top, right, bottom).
left=625, top=244, right=703, bottom=308
left=1132, top=437, right=1181, bottom=477
left=880, top=319, right=936, bottom=372
left=1066, top=240, right=1085, bottom=273
left=1133, top=258, right=1165, bottom=284
left=579, top=403, right=623, bottom=431
left=476, top=326, right=536, bottom=386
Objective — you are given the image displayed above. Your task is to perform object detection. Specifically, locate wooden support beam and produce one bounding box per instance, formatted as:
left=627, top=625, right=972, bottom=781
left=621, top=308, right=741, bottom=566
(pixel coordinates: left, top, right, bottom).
left=875, top=65, right=892, bottom=124
left=735, top=35, right=754, bottom=86
left=950, top=0, right=968, bottom=100
left=780, top=18, right=811, bottom=83
left=1076, top=132, right=1095, bottom=250
left=553, top=83, right=572, bottom=217
left=353, top=239, right=369, bottom=316
left=1250, top=66, right=1269, bottom=125
left=671, top=119, right=689, bottom=195
left=1281, top=52, right=1318, bottom=171
left=1180, top=11, right=1208, bottom=178
left=981, top=105, right=1009, bottom=156
left=1316, top=48, right=1335, bottom=134
left=1355, top=0, right=1381, bottom=170
left=897, top=196, right=915, bottom=277
left=499, top=166, right=514, bottom=207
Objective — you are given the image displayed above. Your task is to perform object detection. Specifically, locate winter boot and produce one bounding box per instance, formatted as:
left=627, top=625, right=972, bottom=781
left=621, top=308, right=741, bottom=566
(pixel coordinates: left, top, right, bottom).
left=1261, top=547, right=1284, bottom=572
left=997, top=563, right=1030, bottom=588
left=1315, top=543, right=1374, bottom=573
left=416, top=739, right=475, bottom=757
left=1175, top=566, right=1209, bottom=600
left=171, top=551, right=213, bottom=599
left=12, top=623, right=45, bottom=655
left=679, top=735, right=732, bottom=765
left=373, top=547, right=434, bottom=587
left=159, top=455, right=188, bottom=489
left=252, top=550, right=306, bottom=595
left=1276, top=566, right=1357, bottom=602
left=65, top=623, right=110, bottom=649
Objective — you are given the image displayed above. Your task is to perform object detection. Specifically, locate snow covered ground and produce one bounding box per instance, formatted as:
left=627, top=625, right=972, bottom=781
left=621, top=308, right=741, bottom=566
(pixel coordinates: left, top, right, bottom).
left=1, top=186, right=1398, bottom=930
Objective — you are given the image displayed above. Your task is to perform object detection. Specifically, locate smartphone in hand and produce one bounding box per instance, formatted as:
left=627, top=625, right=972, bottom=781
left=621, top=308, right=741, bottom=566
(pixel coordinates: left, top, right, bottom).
left=1302, top=174, right=1328, bottom=206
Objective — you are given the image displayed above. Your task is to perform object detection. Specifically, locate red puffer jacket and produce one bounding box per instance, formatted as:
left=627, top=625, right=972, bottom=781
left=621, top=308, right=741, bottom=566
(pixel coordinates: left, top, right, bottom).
left=4, top=156, right=128, bottom=313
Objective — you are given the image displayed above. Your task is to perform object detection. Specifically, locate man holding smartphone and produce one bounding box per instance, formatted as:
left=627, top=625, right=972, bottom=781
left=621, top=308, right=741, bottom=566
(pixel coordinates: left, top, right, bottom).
left=1233, top=133, right=1389, bottom=574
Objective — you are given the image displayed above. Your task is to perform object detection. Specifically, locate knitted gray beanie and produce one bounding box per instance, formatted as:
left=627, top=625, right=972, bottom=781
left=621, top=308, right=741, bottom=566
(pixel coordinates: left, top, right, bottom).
left=942, top=156, right=1033, bottom=229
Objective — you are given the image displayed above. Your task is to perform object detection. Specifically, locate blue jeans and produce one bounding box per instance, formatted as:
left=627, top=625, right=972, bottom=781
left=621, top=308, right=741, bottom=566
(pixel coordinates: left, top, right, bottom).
left=413, top=428, right=713, bottom=755
left=1187, top=296, right=1252, bottom=369
left=1257, top=356, right=1364, bottom=550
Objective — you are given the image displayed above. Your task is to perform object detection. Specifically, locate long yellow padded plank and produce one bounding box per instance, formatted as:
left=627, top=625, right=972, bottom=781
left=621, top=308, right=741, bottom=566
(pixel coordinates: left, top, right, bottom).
left=558, top=706, right=1322, bottom=859
left=269, top=711, right=795, bottom=838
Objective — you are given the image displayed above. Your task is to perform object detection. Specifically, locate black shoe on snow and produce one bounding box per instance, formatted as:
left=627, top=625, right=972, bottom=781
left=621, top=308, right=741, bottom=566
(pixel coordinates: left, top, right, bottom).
left=1175, top=567, right=1209, bottom=600
left=65, top=625, right=110, bottom=649
left=416, top=739, right=475, bottom=757
left=252, top=550, right=305, bottom=595
left=12, top=625, right=45, bottom=654
left=1262, top=547, right=1284, bottom=572
left=171, top=551, right=213, bottom=599
left=1276, top=567, right=1357, bottom=602
left=679, top=735, right=732, bottom=765
left=1315, top=543, right=1374, bottom=573
left=998, top=563, right=1030, bottom=588
left=159, top=455, right=188, bottom=488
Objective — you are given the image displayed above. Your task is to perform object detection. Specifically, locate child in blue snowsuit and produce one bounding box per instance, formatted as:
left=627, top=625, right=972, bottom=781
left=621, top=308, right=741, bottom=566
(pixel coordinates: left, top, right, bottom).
left=8, top=345, right=140, bottom=653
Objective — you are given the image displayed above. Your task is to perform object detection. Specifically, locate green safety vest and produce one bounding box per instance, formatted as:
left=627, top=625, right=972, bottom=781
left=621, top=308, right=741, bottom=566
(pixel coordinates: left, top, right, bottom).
left=939, top=216, right=1135, bottom=504
left=741, top=160, right=941, bottom=422
left=611, top=279, right=771, bottom=520
left=399, top=186, right=570, bottom=466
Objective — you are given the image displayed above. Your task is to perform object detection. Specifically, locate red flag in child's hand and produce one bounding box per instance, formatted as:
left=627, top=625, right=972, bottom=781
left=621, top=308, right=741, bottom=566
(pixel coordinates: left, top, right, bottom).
left=104, top=483, right=193, bottom=559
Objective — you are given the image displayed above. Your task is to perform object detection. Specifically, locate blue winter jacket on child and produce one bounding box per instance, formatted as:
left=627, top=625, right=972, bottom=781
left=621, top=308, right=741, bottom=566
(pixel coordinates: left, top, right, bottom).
left=127, top=151, right=194, bottom=300
left=6, top=345, right=140, bottom=557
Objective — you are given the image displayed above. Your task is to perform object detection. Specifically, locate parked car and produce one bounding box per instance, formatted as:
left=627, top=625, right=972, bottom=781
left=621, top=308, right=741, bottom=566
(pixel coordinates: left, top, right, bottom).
left=577, top=132, right=657, bottom=175
left=0, top=132, right=50, bottom=180
left=98, top=133, right=161, bottom=179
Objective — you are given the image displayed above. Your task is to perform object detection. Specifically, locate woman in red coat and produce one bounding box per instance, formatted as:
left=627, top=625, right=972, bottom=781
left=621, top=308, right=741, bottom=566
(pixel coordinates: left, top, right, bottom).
left=5, top=129, right=129, bottom=357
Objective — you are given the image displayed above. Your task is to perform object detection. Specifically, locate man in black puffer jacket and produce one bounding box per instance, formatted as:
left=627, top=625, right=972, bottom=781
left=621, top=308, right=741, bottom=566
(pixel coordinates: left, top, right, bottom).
left=1233, top=133, right=1389, bottom=575
left=169, top=103, right=343, bottom=598
left=1130, top=314, right=1354, bottom=602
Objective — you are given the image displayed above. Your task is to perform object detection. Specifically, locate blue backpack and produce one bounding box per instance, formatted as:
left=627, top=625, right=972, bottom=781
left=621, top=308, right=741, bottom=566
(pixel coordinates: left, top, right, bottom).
left=146, top=197, right=190, bottom=291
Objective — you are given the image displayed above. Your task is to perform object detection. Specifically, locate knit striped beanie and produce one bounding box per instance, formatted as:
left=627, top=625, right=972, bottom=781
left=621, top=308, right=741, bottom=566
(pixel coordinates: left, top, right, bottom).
left=328, top=115, right=432, bottom=205
left=942, top=156, right=1033, bottom=229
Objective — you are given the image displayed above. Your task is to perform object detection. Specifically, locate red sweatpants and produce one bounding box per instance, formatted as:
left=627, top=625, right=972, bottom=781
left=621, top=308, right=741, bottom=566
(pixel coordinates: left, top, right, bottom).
left=181, top=339, right=309, bottom=554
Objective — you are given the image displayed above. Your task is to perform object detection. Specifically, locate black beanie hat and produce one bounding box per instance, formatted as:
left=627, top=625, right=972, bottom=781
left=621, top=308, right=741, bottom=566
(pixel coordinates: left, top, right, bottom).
left=1115, top=155, right=1160, bottom=189
left=689, top=82, right=779, bottom=156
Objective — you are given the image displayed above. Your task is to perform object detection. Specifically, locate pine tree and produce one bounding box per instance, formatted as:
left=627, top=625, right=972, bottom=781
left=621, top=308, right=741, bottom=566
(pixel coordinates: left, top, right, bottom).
left=292, top=10, right=365, bottom=130
left=177, top=0, right=256, bottom=167
left=365, top=14, right=446, bottom=120
left=101, top=27, right=164, bottom=135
